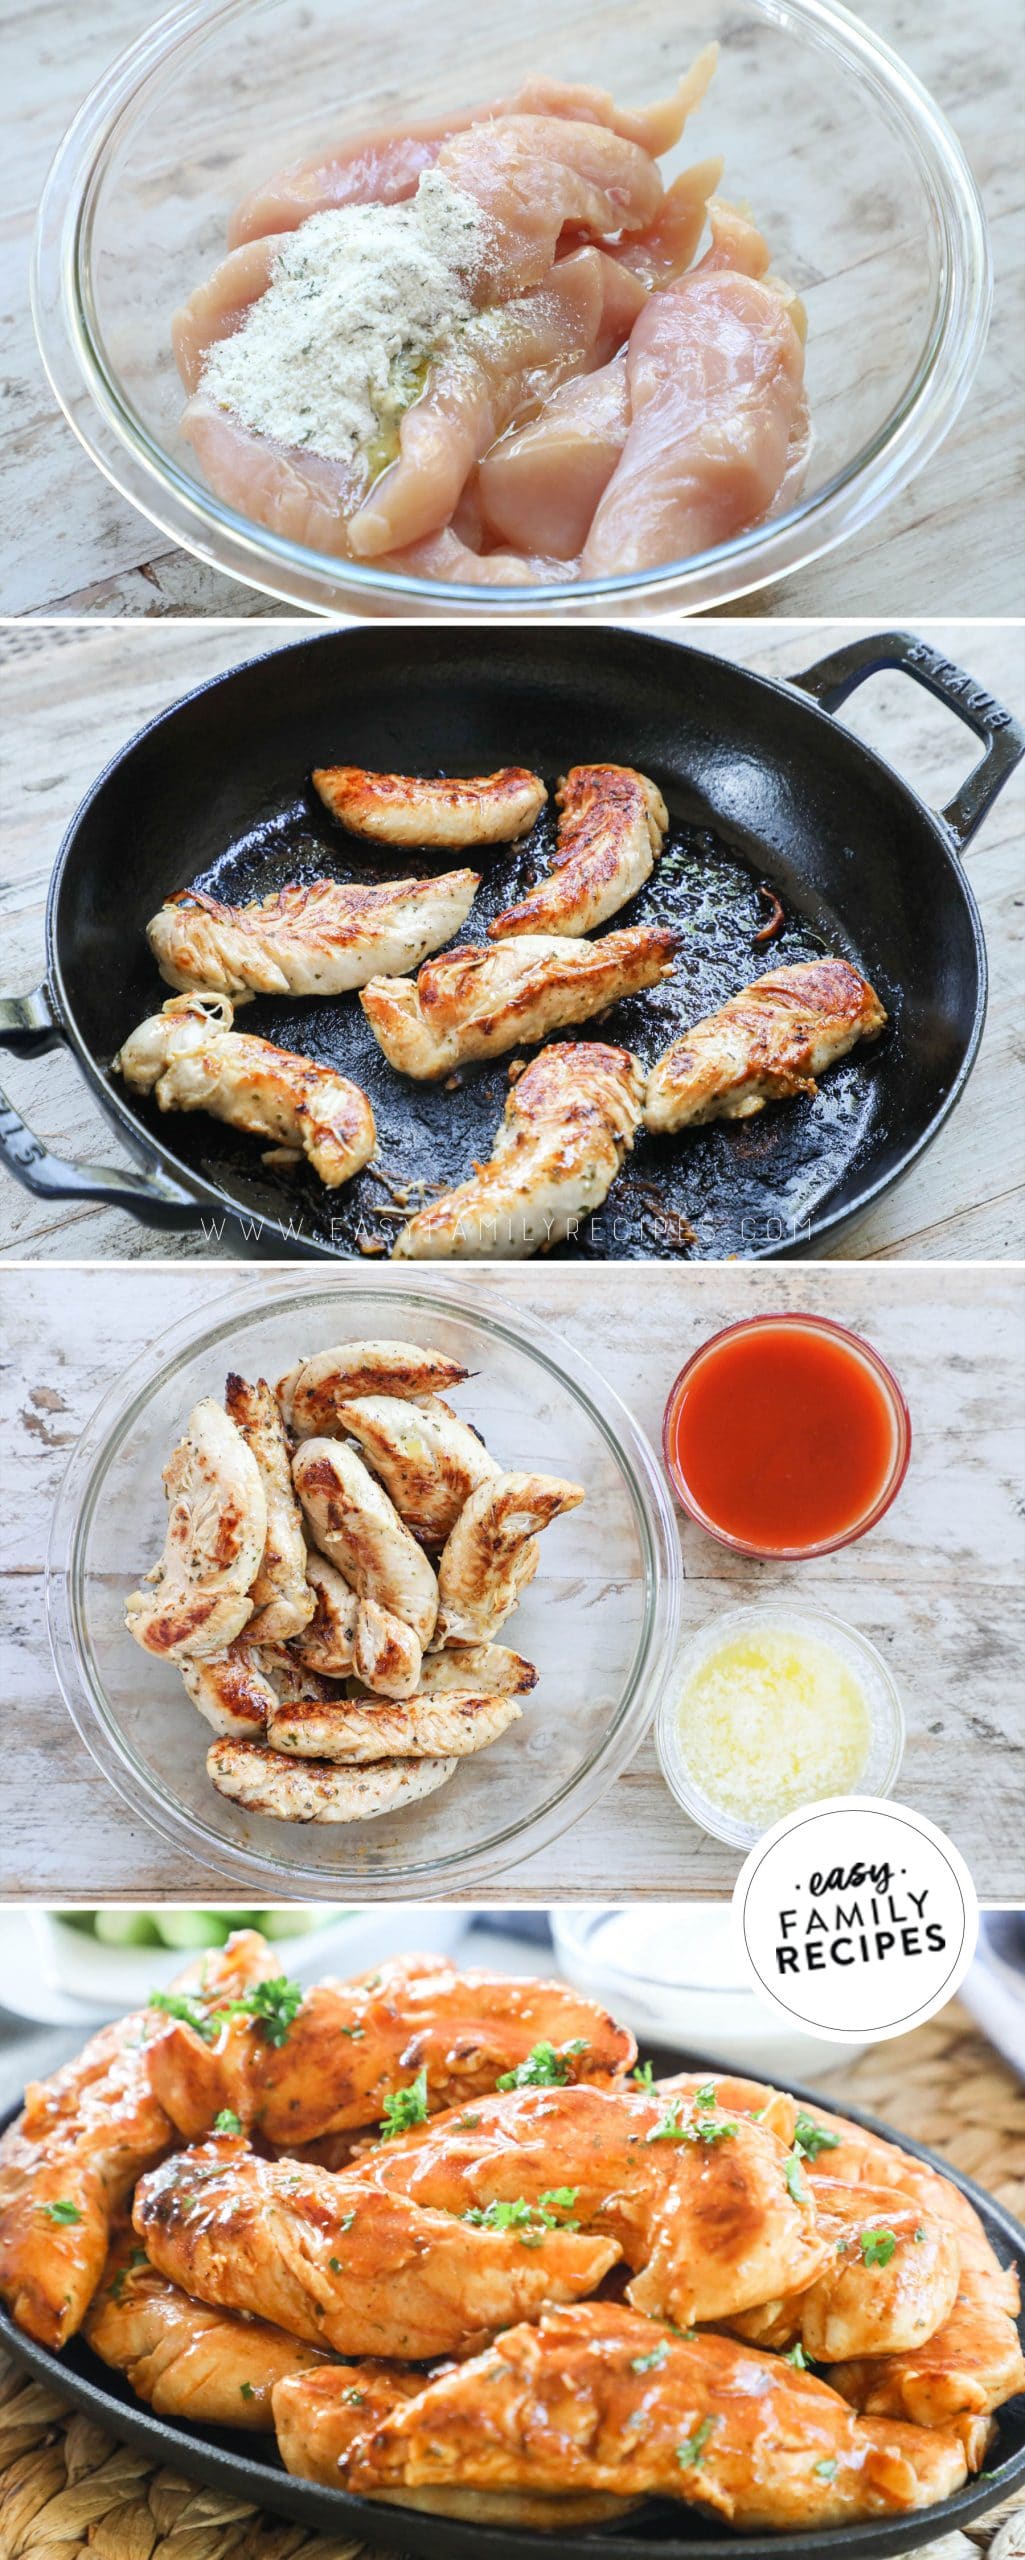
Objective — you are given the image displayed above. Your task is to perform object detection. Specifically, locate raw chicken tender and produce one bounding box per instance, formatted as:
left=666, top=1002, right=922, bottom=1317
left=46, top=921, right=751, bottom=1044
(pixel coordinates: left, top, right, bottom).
left=347, top=249, right=608, bottom=559
left=479, top=358, right=630, bottom=557
left=581, top=264, right=807, bottom=578
left=435, top=116, right=664, bottom=300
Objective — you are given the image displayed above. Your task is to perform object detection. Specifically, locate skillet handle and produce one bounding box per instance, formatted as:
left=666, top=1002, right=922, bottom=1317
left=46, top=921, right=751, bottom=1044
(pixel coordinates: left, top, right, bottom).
left=0, top=1080, right=202, bottom=1221
left=791, top=631, right=1025, bottom=853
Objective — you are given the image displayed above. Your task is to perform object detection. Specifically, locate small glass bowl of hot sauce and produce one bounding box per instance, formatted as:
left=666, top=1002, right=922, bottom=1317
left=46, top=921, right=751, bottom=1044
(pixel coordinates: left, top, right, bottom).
left=662, top=1313, right=911, bottom=1560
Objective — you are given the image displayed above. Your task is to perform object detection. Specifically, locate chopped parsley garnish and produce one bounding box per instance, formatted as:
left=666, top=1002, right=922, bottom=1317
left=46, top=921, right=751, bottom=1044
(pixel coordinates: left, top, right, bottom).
left=784, top=2153, right=809, bottom=2205
left=462, top=2191, right=578, bottom=2243
left=40, top=2199, right=83, bottom=2225
left=214, top=2109, right=242, bottom=2136
left=645, top=2098, right=737, bottom=2146
left=792, top=2113, right=841, bottom=2163
left=914, top=2226, right=926, bottom=2244
left=631, top=2060, right=656, bottom=2092
left=783, top=2341, right=809, bottom=2368
left=340, top=2026, right=365, bottom=2040
left=814, top=2458, right=838, bottom=2480
left=328, top=2258, right=342, bottom=2274
left=215, top=1976, right=304, bottom=2048
left=694, top=2081, right=718, bottom=2111
left=676, top=2417, right=715, bottom=2470
left=860, top=2227, right=897, bottom=2268
left=344, top=2388, right=366, bottom=2407
left=340, top=2210, right=357, bottom=2232
left=109, top=2248, right=148, bottom=2301
left=379, top=2066, right=429, bottom=2139
left=148, top=1990, right=220, bottom=2043
left=457, top=2113, right=482, bottom=2129
left=631, top=2339, right=669, bottom=2374
left=540, top=2187, right=580, bottom=2214
left=240, top=2382, right=255, bottom=2401
left=496, top=2039, right=587, bottom=2092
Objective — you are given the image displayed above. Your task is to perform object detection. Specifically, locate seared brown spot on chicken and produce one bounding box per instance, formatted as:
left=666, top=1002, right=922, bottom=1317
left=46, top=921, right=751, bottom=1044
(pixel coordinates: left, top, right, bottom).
left=337, top=2299, right=974, bottom=2526
left=728, top=2184, right=960, bottom=2363
left=336, top=1394, right=498, bottom=1545
left=147, top=873, right=481, bottom=1002
left=143, top=1952, right=634, bottom=2148
left=0, top=1932, right=275, bottom=2349
left=277, top=1339, right=469, bottom=1440
left=267, top=1688, right=524, bottom=1763
left=418, top=1642, right=537, bottom=1696
left=362, top=924, right=679, bottom=1078
left=489, top=765, right=668, bottom=940
left=288, top=1551, right=359, bottom=1675
left=224, top=1373, right=313, bottom=1641
left=206, top=1736, right=457, bottom=1824
left=394, top=1040, right=644, bottom=1259
left=179, top=1636, right=338, bottom=1738
left=351, top=1594, right=423, bottom=1698
left=312, top=767, right=545, bottom=848
left=644, top=956, right=887, bottom=1132
left=436, top=1470, right=584, bottom=1643
left=114, top=993, right=376, bottom=1190
left=133, top=2139, right=619, bottom=2362
left=86, top=2226, right=333, bottom=2425
left=124, top=1397, right=267, bottom=1662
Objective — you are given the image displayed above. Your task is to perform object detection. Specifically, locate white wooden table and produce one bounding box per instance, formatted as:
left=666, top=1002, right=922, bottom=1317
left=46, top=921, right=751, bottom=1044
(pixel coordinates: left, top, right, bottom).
left=1, top=616, right=1021, bottom=1263
left=2, top=0, right=1022, bottom=617
left=1, top=1261, right=1021, bottom=1900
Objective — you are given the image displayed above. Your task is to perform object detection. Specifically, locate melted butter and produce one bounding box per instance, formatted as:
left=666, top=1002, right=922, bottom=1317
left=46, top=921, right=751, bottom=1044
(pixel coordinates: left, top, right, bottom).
left=675, top=1628, right=871, bottom=1824
left=363, top=350, right=433, bottom=484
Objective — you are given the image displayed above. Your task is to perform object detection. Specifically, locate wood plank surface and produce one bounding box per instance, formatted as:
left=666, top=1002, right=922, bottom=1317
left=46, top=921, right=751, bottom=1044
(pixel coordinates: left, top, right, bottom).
left=1, top=1260, right=1020, bottom=1900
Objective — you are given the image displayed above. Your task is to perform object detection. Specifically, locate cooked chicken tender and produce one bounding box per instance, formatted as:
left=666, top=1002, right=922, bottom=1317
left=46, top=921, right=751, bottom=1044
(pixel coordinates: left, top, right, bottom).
left=292, top=1439, right=439, bottom=1645
left=274, top=2360, right=440, bottom=2486
left=361, top=925, right=678, bottom=1078
left=490, top=767, right=668, bottom=940
left=352, top=1596, right=423, bottom=1699
left=147, top=874, right=480, bottom=1002
left=0, top=1933, right=274, bottom=2349
left=339, top=2300, right=973, bottom=2526
left=267, top=1689, right=523, bottom=1763
left=207, top=1737, right=457, bottom=1823
left=86, top=2231, right=333, bottom=2427
left=436, top=1470, right=584, bottom=1643
left=133, top=2140, right=620, bottom=2362
left=729, top=2186, right=961, bottom=2363
left=644, top=958, right=888, bottom=1132
left=335, top=1394, right=498, bottom=1544
left=143, top=1952, right=634, bottom=2148
left=366, top=2079, right=825, bottom=2330
left=277, top=1340, right=468, bottom=1440
left=828, top=2270, right=1025, bottom=2433
left=223, top=1373, right=313, bottom=1641
left=179, top=1638, right=337, bottom=1738
left=289, top=1552, right=359, bottom=1675
left=114, top=993, right=376, bottom=1190
left=419, top=1642, right=537, bottom=1695
left=124, top=1398, right=267, bottom=1662
left=394, top=1040, right=644, bottom=1258
left=311, top=767, right=545, bottom=847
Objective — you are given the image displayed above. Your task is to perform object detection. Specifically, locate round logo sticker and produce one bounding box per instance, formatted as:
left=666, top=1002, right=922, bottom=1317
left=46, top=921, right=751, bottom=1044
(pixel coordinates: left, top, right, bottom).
left=732, top=1798, right=979, bottom=2042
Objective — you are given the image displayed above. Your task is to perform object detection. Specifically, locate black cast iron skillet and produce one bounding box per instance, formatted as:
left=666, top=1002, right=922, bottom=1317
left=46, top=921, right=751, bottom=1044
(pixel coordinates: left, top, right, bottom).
left=0, top=2053, right=1022, bottom=2557
left=0, top=628, right=1020, bottom=1260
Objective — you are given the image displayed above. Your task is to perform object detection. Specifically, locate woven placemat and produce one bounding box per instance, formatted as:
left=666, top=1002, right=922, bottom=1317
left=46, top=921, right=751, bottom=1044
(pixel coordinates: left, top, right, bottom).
left=0, top=1999, right=1021, bottom=2560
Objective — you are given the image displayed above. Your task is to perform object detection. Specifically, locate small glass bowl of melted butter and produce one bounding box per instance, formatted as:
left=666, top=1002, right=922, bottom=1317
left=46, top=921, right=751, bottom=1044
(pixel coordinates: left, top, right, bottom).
left=656, top=1602, right=905, bottom=1849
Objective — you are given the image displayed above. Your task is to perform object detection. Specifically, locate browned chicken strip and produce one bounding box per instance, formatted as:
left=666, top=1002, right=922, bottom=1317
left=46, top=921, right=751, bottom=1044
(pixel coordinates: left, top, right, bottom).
left=394, top=1041, right=645, bottom=1259
left=644, top=957, right=887, bottom=1132
left=336, top=1394, right=498, bottom=1546
left=362, top=2079, right=827, bottom=2328
left=361, top=925, right=679, bottom=1078
left=207, top=1736, right=457, bottom=1824
left=436, top=1471, right=585, bottom=1643
left=147, top=874, right=480, bottom=1001
left=728, top=2183, right=960, bottom=2363
left=291, top=1438, right=439, bottom=1645
left=86, top=2228, right=333, bottom=2427
left=124, top=1397, right=267, bottom=1662
left=274, top=2360, right=439, bottom=2484
left=0, top=1932, right=276, bottom=2348
left=133, top=2138, right=619, bottom=2362
left=277, top=1339, right=469, bottom=1439
left=489, top=765, right=668, bottom=940
left=114, top=993, right=376, bottom=1189
left=267, top=1688, right=524, bottom=1763
left=288, top=1552, right=359, bottom=1674
left=142, top=1953, right=634, bottom=2147
left=312, top=766, right=545, bottom=848
left=223, top=1373, right=313, bottom=1641
left=418, top=1642, right=537, bottom=1696
left=338, top=2300, right=973, bottom=2526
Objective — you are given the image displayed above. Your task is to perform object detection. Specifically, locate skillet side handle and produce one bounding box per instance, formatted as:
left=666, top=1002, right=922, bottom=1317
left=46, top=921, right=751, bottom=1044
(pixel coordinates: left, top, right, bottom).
left=791, top=630, right=1025, bottom=854
left=0, top=1078, right=204, bottom=1226
left=0, top=984, right=64, bottom=1057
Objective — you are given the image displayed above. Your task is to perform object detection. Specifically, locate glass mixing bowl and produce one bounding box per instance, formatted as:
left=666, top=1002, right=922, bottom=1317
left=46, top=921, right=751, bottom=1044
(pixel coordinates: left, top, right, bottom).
left=46, top=1276, right=681, bottom=1895
left=33, top=0, right=990, bottom=615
